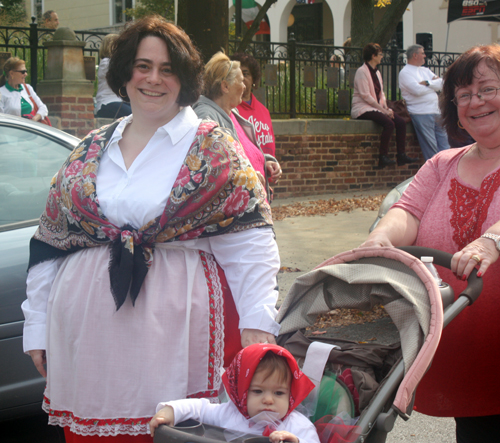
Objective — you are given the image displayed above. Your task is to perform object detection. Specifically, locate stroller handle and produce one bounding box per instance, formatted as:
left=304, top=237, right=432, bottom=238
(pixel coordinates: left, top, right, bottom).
left=398, top=246, right=483, bottom=305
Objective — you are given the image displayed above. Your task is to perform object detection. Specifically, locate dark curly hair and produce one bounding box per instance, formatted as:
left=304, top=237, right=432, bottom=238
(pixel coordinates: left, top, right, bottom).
left=106, top=15, right=203, bottom=107
left=441, top=44, right=500, bottom=143
left=230, top=53, right=261, bottom=86
left=363, top=43, right=382, bottom=63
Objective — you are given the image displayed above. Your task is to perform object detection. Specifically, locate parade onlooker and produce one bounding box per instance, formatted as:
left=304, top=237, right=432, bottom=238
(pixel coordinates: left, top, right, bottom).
left=42, top=10, right=59, bottom=29
left=362, top=44, right=500, bottom=443
left=351, top=43, right=417, bottom=169
left=193, top=52, right=282, bottom=200
left=22, top=16, right=279, bottom=441
left=399, top=44, right=449, bottom=161
left=95, top=33, right=132, bottom=119
left=230, top=53, right=276, bottom=157
left=0, top=57, right=50, bottom=125
left=150, top=344, right=319, bottom=443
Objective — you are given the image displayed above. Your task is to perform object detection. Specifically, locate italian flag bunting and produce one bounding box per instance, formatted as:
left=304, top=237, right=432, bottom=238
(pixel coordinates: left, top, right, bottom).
left=233, top=0, right=271, bottom=35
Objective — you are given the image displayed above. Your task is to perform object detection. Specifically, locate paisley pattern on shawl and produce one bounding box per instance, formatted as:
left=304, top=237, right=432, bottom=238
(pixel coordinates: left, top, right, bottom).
left=222, top=343, right=315, bottom=421
left=449, top=170, right=500, bottom=250
left=29, top=118, right=272, bottom=309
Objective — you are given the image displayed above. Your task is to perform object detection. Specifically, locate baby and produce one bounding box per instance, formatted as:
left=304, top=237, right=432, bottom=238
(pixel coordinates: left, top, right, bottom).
left=150, top=343, right=320, bottom=443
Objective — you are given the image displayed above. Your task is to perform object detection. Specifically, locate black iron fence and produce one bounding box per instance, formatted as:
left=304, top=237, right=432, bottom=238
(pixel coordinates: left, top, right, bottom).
left=0, top=21, right=461, bottom=118
left=230, top=38, right=462, bottom=118
left=0, top=18, right=107, bottom=90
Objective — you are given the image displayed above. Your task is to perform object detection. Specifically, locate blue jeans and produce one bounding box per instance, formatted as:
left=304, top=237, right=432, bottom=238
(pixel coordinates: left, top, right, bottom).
left=410, top=114, right=449, bottom=161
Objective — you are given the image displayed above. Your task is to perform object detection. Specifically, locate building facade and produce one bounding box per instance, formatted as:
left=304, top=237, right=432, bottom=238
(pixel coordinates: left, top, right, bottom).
left=25, top=0, right=498, bottom=52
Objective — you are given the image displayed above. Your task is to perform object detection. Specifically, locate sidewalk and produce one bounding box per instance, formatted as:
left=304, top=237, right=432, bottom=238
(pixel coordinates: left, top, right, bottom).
left=272, top=190, right=456, bottom=443
left=273, top=190, right=385, bottom=305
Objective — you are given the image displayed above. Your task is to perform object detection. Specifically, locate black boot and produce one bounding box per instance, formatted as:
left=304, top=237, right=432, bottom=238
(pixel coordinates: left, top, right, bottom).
left=378, top=155, right=396, bottom=169
left=397, top=153, right=419, bottom=166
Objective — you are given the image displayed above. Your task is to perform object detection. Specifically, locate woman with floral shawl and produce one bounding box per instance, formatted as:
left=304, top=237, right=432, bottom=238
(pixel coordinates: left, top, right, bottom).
left=22, top=17, right=280, bottom=442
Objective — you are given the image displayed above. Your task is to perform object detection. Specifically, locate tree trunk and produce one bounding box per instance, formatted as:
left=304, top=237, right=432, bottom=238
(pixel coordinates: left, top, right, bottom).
left=372, top=0, right=412, bottom=48
left=177, top=0, right=228, bottom=62
left=236, top=0, right=277, bottom=53
left=351, top=0, right=374, bottom=48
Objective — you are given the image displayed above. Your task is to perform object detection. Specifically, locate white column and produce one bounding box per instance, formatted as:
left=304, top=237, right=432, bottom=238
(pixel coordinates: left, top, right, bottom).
left=402, top=2, right=414, bottom=50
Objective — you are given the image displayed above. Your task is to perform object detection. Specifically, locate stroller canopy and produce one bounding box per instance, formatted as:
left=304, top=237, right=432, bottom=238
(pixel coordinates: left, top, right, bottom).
left=276, top=247, right=444, bottom=412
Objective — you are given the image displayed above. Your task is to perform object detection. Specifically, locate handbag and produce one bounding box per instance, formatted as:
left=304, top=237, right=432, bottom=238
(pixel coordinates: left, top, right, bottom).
left=386, top=99, right=411, bottom=124
left=23, top=84, right=52, bottom=126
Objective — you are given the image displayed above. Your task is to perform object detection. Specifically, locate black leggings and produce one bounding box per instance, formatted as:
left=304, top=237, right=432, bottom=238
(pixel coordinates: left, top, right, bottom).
left=357, top=110, right=406, bottom=156
left=455, top=415, right=500, bottom=443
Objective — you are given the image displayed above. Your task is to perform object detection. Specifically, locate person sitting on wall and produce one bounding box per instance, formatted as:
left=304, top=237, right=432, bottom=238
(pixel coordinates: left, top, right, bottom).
left=42, top=10, right=59, bottom=29
left=351, top=43, right=418, bottom=169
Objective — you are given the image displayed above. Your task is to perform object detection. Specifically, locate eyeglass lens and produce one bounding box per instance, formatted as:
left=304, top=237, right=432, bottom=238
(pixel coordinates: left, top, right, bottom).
left=454, top=87, right=499, bottom=106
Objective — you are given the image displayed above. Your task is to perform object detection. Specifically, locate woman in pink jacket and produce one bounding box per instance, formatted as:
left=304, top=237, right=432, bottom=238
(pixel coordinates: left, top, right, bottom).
left=351, top=43, right=417, bottom=169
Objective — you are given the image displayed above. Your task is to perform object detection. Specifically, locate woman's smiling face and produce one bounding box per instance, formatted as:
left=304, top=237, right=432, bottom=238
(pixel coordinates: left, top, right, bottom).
left=456, top=59, right=500, bottom=147
left=126, top=36, right=181, bottom=122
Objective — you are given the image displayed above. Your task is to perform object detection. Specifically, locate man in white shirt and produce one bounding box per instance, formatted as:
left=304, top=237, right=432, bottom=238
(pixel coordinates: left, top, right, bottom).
left=399, top=45, right=449, bottom=161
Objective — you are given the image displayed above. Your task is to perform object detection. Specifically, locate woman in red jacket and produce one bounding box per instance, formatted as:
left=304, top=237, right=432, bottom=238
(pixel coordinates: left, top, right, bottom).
left=230, top=53, right=276, bottom=157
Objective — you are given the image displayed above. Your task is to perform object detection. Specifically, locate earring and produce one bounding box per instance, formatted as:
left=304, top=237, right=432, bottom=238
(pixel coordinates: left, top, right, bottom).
left=458, top=120, right=465, bottom=129
left=119, top=87, right=127, bottom=98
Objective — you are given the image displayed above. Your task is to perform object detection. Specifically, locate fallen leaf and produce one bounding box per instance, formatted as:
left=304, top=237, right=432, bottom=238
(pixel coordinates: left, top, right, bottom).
left=272, top=195, right=386, bottom=222
left=279, top=266, right=302, bottom=273
left=311, top=330, right=327, bottom=335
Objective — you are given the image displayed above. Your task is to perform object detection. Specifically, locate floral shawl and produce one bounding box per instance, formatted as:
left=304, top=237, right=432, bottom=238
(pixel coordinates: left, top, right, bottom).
left=222, top=343, right=315, bottom=421
left=28, top=118, right=273, bottom=309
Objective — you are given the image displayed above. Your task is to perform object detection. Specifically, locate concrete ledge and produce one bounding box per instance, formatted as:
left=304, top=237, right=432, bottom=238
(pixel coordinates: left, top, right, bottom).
left=93, top=117, right=415, bottom=137
left=273, top=118, right=415, bottom=135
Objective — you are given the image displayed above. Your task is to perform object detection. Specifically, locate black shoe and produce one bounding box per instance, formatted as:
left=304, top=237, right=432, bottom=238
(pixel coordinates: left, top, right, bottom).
left=378, top=155, right=396, bottom=169
left=397, top=153, right=419, bottom=166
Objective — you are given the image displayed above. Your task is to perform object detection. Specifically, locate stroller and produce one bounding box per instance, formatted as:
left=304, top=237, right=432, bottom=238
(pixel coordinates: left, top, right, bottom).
left=154, top=246, right=482, bottom=443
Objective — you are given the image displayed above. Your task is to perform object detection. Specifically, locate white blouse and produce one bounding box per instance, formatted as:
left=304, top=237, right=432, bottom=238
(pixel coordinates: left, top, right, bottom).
left=95, top=58, right=123, bottom=112
left=0, top=83, right=48, bottom=118
left=23, top=107, right=280, bottom=352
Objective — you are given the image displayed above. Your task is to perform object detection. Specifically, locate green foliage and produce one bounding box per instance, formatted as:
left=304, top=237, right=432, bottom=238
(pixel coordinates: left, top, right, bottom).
left=0, top=0, right=27, bottom=25
left=124, top=0, right=175, bottom=20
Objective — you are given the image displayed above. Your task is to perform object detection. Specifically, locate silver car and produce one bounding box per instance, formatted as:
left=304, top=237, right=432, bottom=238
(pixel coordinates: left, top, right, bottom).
left=0, top=114, right=79, bottom=421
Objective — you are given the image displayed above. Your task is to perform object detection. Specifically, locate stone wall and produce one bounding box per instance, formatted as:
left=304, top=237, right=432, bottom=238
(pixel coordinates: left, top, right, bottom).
left=272, top=119, right=420, bottom=198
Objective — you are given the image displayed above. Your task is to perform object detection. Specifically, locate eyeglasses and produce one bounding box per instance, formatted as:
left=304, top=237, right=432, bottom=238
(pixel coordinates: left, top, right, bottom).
left=14, top=70, right=28, bottom=74
left=452, top=86, right=500, bottom=107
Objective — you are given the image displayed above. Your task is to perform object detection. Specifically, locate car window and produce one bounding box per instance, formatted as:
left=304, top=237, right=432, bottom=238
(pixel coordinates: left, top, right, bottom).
left=0, top=125, right=69, bottom=227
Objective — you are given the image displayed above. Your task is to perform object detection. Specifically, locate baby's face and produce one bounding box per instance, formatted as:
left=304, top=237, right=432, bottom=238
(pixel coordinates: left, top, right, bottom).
left=246, top=369, right=290, bottom=420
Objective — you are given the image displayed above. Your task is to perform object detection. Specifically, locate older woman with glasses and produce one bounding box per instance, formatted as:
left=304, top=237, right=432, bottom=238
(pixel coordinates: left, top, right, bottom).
left=0, top=57, right=49, bottom=123
left=361, top=45, right=500, bottom=442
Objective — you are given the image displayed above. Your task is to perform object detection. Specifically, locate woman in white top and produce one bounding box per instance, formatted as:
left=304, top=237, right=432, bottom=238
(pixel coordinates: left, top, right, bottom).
left=95, top=33, right=132, bottom=119
left=0, top=57, right=48, bottom=122
left=23, top=16, right=280, bottom=442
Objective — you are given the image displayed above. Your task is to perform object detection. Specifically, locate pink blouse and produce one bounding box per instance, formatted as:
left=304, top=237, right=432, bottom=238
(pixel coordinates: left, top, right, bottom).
left=230, top=112, right=265, bottom=178
left=392, top=145, right=500, bottom=417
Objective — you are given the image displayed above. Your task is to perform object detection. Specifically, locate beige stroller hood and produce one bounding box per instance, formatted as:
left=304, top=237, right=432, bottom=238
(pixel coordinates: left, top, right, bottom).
left=276, top=247, right=444, bottom=413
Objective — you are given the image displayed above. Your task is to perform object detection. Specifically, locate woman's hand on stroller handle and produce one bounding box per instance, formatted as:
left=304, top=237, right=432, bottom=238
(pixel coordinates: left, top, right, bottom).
left=150, top=405, right=175, bottom=437
left=269, top=430, right=299, bottom=443
left=241, top=329, right=276, bottom=348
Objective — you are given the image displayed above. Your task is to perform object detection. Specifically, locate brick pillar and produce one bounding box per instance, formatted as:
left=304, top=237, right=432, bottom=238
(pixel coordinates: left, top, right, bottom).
left=37, top=27, right=95, bottom=138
